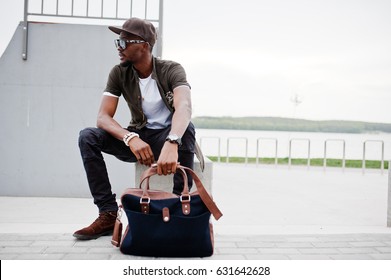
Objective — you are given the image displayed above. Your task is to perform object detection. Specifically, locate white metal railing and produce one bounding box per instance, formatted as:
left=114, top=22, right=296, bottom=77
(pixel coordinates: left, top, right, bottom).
left=363, top=140, right=385, bottom=174
left=199, top=137, right=221, bottom=162
left=289, top=138, right=311, bottom=167
left=324, top=139, right=346, bottom=169
left=226, top=137, right=248, bottom=164
left=256, top=137, right=278, bottom=166
left=22, top=0, right=163, bottom=60
left=198, top=136, right=387, bottom=173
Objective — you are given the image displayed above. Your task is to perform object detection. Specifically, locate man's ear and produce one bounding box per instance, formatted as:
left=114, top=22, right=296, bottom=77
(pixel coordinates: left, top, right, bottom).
left=144, top=42, right=153, bottom=53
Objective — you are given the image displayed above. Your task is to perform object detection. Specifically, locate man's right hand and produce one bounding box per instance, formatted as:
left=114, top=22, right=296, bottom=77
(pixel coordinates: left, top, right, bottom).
left=128, top=137, right=154, bottom=166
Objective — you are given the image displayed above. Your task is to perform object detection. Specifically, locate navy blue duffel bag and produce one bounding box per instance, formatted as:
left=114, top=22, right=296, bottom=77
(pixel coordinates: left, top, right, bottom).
left=111, top=164, right=223, bottom=257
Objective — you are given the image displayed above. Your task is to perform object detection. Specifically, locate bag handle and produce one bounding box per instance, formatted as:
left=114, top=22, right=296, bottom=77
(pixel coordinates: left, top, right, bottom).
left=139, top=164, right=190, bottom=194
left=138, top=164, right=222, bottom=220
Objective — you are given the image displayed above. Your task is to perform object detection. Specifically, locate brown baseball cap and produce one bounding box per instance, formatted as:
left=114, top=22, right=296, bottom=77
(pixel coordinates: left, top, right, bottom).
left=109, top=18, right=157, bottom=47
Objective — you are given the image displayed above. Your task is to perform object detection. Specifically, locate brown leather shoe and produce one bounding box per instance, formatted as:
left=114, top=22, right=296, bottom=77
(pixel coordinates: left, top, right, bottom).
left=73, top=211, right=117, bottom=240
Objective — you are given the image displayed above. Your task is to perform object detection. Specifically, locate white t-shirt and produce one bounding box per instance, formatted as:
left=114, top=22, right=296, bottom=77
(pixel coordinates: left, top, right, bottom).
left=138, top=75, right=172, bottom=129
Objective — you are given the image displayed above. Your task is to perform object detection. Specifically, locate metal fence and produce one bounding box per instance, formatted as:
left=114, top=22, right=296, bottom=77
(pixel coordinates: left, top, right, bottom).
left=22, top=0, right=163, bottom=60
left=199, top=136, right=387, bottom=173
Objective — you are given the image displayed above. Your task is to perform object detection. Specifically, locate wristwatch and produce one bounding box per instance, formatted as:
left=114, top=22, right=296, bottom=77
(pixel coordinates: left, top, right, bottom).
left=165, top=134, right=182, bottom=146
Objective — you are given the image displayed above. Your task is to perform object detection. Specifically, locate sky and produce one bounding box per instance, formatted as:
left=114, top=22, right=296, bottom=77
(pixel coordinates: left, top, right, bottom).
left=1, top=0, right=391, bottom=123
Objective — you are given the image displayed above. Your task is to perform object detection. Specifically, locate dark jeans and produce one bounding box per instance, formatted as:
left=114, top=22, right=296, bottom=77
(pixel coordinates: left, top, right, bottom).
left=78, top=123, right=196, bottom=213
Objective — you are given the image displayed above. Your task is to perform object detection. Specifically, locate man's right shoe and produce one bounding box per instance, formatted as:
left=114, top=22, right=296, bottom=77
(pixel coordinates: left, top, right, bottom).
left=73, top=211, right=117, bottom=240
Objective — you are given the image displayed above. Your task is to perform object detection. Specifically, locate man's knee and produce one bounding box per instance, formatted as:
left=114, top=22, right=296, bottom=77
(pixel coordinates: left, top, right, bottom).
left=78, top=127, right=108, bottom=157
left=79, top=127, right=98, bottom=146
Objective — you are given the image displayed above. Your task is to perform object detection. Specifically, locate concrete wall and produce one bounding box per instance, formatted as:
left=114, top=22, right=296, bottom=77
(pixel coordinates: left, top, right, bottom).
left=0, top=22, right=143, bottom=198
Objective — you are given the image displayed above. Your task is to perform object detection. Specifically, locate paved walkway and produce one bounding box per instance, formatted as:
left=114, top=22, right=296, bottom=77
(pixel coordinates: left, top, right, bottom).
left=1, top=164, right=391, bottom=260
left=1, top=233, right=391, bottom=260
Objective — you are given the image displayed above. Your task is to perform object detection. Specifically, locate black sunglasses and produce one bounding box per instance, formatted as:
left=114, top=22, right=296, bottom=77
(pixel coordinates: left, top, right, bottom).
left=114, top=39, right=146, bottom=49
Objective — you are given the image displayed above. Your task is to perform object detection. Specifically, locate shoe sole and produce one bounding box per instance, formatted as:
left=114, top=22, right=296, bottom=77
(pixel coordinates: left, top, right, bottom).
left=73, top=229, right=114, bottom=240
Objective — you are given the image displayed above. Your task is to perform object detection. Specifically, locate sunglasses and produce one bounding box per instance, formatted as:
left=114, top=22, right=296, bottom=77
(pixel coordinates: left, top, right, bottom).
left=114, top=39, right=146, bottom=49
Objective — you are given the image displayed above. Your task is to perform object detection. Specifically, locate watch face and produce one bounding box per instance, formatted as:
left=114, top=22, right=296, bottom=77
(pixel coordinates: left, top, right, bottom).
left=166, top=134, right=182, bottom=145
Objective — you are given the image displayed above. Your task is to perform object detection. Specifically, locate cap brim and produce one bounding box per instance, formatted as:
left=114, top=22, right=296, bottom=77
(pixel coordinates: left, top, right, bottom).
left=108, top=26, right=123, bottom=34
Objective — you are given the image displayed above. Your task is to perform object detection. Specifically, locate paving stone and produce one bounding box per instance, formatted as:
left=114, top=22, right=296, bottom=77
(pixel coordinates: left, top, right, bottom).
left=236, top=242, right=275, bottom=248
left=217, top=247, right=259, bottom=254
left=207, top=254, right=246, bottom=260
left=374, top=247, right=391, bottom=253
left=0, top=241, right=34, bottom=247
left=215, top=235, right=248, bottom=242
left=0, top=247, right=46, bottom=254
left=288, top=254, right=332, bottom=260
left=284, top=237, right=321, bottom=242
left=276, top=242, right=313, bottom=248
left=31, top=240, right=76, bottom=247
left=338, top=247, right=378, bottom=254
left=349, top=241, right=387, bottom=247
left=311, top=242, right=351, bottom=248
left=298, top=248, right=340, bottom=255
left=214, top=242, right=237, bottom=248
left=110, top=254, right=154, bottom=260
left=74, top=240, right=113, bottom=248
left=257, top=248, right=301, bottom=255
left=317, top=236, right=361, bottom=242
left=43, top=247, right=88, bottom=254
left=360, top=234, right=391, bottom=241
left=245, top=254, right=289, bottom=260
left=247, top=236, right=287, bottom=242
left=62, top=253, right=112, bottom=260
left=329, top=254, right=374, bottom=260
left=15, top=253, right=66, bottom=260
left=0, top=254, right=18, bottom=260
left=88, top=247, right=119, bottom=254
left=368, top=254, right=391, bottom=260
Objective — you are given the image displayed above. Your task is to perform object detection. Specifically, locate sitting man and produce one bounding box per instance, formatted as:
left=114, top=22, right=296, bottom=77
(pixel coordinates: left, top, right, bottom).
left=74, top=17, right=196, bottom=240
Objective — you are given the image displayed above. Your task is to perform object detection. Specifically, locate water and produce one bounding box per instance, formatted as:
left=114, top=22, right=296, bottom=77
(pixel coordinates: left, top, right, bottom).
left=196, top=129, right=391, bottom=161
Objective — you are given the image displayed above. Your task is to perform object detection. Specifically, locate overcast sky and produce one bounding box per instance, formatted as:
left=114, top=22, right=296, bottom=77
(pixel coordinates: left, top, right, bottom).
left=1, top=0, right=390, bottom=123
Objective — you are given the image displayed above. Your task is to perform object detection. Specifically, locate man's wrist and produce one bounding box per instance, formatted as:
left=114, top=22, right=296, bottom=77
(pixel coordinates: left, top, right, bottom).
left=123, top=132, right=139, bottom=146
left=165, top=134, right=182, bottom=146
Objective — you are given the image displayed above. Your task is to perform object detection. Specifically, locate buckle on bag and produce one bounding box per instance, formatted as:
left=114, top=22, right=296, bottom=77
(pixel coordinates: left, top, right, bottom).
left=140, top=196, right=150, bottom=214
left=180, top=195, right=191, bottom=215
left=180, top=195, right=191, bottom=202
left=140, top=197, right=151, bottom=203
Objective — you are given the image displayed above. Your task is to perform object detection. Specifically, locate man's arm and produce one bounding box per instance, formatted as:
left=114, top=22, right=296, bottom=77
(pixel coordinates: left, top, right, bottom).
left=97, top=95, right=154, bottom=166
left=97, top=95, right=126, bottom=139
left=157, top=86, right=192, bottom=175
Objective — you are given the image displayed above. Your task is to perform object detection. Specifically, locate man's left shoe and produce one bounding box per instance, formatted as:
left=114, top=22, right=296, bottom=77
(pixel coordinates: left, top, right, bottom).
left=73, top=211, right=117, bottom=240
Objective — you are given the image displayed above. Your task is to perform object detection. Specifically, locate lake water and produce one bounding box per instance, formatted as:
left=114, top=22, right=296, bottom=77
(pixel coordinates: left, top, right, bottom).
left=196, top=129, right=391, bottom=161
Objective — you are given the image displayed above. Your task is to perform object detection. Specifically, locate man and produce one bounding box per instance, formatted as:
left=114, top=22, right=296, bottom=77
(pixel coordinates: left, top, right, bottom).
left=74, top=18, right=196, bottom=240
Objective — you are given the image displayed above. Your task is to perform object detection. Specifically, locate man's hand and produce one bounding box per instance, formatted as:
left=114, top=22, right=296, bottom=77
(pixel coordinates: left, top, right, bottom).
left=157, top=142, right=179, bottom=175
left=128, top=137, right=154, bottom=166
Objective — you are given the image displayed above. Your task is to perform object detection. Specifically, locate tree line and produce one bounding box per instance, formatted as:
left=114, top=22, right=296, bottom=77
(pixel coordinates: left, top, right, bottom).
left=191, top=116, right=391, bottom=134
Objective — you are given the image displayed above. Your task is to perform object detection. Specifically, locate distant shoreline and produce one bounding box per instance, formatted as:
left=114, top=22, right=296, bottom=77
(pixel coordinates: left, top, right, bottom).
left=192, top=116, right=391, bottom=134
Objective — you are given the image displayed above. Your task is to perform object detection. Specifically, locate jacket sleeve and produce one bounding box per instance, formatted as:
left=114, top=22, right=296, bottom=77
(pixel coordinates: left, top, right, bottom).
left=103, top=66, right=122, bottom=97
left=166, top=63, right=191, bottom=91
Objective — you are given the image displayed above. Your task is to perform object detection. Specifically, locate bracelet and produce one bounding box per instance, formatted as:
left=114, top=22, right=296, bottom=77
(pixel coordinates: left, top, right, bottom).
left=123, top=132, right=139, bottom=146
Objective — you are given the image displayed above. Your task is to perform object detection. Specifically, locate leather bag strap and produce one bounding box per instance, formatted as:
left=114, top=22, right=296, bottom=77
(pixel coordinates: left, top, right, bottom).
left=180, top=165, right=223, bottom=220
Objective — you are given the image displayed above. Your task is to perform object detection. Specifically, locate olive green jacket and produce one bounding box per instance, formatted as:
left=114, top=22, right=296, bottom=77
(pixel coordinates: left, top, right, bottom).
left=104, top=57, right=190, bottom=129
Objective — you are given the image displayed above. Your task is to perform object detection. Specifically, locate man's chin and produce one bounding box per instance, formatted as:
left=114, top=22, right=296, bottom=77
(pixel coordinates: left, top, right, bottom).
left=120, top=60, right=131, bottom=67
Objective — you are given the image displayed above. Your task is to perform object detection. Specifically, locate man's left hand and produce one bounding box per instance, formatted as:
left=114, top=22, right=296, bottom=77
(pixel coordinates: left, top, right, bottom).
left=156, top=142, right=179, bottom=175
